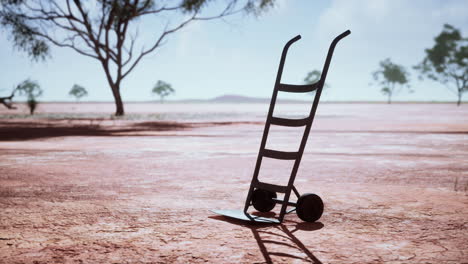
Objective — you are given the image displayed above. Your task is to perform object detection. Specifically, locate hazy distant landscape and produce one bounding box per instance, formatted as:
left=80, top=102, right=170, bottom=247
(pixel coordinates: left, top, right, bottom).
left=2, top=94, right=465, bottom=119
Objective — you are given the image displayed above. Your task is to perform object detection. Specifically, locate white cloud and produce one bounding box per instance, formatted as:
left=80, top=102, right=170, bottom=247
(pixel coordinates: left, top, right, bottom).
left=317, top=0, right=468, bottom=48
left=312, top=0, right=468, bottom=101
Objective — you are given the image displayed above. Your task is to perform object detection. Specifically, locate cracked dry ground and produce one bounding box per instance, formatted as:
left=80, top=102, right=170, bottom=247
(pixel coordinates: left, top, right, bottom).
left=0, top=104, right=467, bottom=263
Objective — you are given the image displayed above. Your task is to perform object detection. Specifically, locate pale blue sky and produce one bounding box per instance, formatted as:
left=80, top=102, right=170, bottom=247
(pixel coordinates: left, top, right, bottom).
left=0, top=0, right=467, bottom=102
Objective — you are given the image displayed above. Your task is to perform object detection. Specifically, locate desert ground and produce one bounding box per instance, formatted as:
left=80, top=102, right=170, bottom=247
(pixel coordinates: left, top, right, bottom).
left=0, top=102, right=467, bottom=263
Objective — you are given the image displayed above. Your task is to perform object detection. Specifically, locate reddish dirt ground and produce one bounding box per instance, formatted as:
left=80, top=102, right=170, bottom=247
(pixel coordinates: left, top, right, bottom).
left=0, top=103, right=467, bottom=263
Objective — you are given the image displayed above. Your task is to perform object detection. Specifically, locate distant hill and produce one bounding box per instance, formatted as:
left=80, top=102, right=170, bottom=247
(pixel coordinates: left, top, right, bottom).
left=209, top=94, right=268, bottom=103
left=206, top=94, right=309, bottom=104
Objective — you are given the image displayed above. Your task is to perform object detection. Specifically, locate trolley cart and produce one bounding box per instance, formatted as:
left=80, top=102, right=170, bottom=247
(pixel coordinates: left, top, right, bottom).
left=213, top=30, right=351, bottom=224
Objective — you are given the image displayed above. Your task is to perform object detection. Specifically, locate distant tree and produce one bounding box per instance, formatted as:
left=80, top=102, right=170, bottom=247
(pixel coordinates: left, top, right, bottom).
left=414, top=24, right=467, bottom=106
left=304, top=70, right=329, bottom=88
left=372, top=58, right=410, bottom=104
left=152, top=80, right=174, bottom=103
left=15, top=79, right=43, bottom=115
left=69, top=84, right=88, bottom=101
left=0, top=0, right=275, bottom=116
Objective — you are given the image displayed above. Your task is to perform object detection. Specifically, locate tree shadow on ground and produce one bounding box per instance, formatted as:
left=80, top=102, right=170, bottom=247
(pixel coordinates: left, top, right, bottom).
left=210, top=215, right=324, bottom=263
left=0, top=120, right=264, bottom=141
left=0, top=120, right=192, bottom=141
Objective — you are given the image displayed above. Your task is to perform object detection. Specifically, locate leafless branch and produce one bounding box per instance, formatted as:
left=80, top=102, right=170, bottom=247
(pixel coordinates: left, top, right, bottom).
left=0, top=89, right=17, bottom=109
left=121, top=13, right=197, bottom=80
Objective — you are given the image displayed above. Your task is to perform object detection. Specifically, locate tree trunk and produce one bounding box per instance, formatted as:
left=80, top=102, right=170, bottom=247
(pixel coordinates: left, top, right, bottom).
left=388, top=85, right=394, bottom=104
left=457, top=92, right=461, bottom=106
left=101, top=61, right=125, bottom=116
left=110, top=84, right=125, bottom=116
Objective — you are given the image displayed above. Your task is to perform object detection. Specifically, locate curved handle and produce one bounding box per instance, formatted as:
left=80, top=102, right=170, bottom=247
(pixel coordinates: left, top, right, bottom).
left=320, top=30, right=351, bottom=84
left=286, top=35, right=301, bottom=47
left=335, top=30, right=351, bottom=42
left=274, top=35, right=301, bottom=85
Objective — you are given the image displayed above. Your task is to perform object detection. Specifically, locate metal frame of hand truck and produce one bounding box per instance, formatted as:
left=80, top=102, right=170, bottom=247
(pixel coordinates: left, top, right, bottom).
left=213, top=30, right=350, bottom=224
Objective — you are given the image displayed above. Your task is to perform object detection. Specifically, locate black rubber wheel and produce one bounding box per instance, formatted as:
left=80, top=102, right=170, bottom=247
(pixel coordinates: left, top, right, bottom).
left=296, top=193, right=324, bottom=222
left=252, top=189, right=277, bottom=212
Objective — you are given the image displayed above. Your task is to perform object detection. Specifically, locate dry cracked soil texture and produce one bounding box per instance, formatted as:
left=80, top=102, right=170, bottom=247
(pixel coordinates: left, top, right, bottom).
left=0, top=103, right=467, bottom=263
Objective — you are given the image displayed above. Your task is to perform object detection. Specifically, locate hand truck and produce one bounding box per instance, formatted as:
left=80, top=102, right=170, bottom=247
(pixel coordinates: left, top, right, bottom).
left=213, top=30, right=350, bottom=223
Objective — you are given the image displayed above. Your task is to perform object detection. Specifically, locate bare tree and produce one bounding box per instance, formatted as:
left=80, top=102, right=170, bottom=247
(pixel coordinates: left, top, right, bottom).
left=0, top=0, right=275, bottom=115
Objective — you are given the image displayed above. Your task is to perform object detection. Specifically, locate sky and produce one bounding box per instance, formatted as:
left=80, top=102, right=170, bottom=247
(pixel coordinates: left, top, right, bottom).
left=0, top=0, right=467, bottom=103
